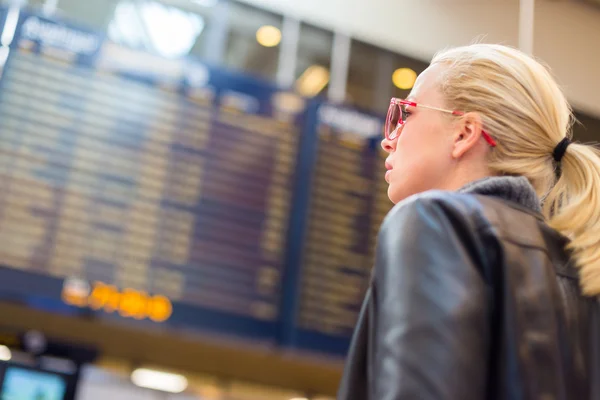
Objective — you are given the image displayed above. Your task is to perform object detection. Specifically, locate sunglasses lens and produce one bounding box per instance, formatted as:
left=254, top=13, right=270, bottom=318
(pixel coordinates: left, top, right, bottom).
left=386, top=104, right=401, bottom=139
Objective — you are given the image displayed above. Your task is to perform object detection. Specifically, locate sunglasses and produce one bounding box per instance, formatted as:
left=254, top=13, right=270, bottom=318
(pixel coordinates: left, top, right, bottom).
left=384, top=98, right=497, bottom=147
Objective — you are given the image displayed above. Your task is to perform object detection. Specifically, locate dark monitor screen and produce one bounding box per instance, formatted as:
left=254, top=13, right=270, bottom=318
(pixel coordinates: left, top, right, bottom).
left=0, top=366, right=68, bottom=400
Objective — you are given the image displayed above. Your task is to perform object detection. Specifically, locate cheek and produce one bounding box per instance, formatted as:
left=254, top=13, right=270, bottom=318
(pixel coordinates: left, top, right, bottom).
left=395, top=125, right=441, bottom=166
left=387, top=126, right=452, bottom=201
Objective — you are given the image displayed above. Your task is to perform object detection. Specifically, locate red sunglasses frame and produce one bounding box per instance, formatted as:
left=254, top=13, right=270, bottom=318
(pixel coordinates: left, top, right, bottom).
left=385, top=98, right=497, bottom=147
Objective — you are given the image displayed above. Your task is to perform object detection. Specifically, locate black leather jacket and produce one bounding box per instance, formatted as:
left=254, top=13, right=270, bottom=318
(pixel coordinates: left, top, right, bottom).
left=337, top=176, right=600, bottom=400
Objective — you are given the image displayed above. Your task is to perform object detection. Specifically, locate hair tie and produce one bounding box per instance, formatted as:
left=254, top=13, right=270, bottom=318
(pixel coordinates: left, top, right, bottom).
left=552, top=137, right=571, bottom=162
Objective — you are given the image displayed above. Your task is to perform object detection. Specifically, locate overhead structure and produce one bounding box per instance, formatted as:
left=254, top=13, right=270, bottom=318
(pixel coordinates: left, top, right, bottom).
left=519, top=0, right=535, bottom=55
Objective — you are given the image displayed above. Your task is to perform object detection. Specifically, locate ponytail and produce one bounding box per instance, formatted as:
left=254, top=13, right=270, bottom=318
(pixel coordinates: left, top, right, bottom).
left=431, top=44, right=600, bottom=295
left=543, top=142, right=600, bottom=296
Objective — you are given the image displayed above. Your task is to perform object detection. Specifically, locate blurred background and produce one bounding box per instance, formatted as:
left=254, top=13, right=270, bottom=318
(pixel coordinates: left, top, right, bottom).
left=0, top=0, right=596, bottom=399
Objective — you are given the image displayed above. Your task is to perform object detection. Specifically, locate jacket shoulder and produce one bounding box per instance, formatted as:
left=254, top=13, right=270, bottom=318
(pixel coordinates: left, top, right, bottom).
left=383, top=189, right=547, bottom=250
left=381, top=190, right=491, bottom=235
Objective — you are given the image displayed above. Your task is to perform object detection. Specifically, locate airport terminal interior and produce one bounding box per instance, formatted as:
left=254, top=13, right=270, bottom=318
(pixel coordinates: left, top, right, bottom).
left=0, top=0, right=597, bottom=398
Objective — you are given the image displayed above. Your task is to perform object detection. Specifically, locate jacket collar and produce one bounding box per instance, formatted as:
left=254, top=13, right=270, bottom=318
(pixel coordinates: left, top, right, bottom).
left=458, top=175, right=543, bottom=214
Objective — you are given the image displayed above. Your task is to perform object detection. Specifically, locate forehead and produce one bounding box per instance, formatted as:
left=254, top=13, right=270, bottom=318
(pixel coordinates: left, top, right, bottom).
left=408, top=63, right=445, bottom=103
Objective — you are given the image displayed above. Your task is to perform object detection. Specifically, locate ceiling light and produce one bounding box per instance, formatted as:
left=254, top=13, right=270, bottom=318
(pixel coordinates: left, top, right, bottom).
left=295, top=65, right=330, bottom=97
left=392, top=67, right=417, bottom=90
left=131, top=368, right=187, bottom=393
left=256, top=25, right=281, bottom=47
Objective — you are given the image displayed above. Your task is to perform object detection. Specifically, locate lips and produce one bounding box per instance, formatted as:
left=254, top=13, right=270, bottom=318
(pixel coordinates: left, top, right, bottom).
left=384, top=160, right=393, bottom=183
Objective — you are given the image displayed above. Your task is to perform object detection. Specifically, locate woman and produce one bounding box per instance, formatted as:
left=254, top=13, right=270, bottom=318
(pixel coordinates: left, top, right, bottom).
left=337, top=43, right=600, bottom=400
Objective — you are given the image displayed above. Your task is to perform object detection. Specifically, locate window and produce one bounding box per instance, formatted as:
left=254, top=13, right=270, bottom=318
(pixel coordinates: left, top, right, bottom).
left=22, top=0, right=223, bottom=62
left=390, top=53, right=428, bottom=102
left=106, top=0, right=213, bottom=60
left=295, top=22, right=333, bottom=97
left=222, top=1, right=282, bottom=81
left=346, top=39, right=428, bottom=115
left=186, top=0, right=228, bottom=63
left=346, top=40, right=391, bottom=114
left=50, top=0, right=119, bottom=30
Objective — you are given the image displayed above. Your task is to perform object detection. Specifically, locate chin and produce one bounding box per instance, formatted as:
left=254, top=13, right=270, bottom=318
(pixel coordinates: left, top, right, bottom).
left=387, top=184, right=404, bottom=204
left=387, top=181, right=422, bottom=204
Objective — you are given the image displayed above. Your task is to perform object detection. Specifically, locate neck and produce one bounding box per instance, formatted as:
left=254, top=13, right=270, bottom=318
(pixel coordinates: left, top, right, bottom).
left=441, top=169, right=497, bottom=193
left=442, top=148, right=497, bottom=191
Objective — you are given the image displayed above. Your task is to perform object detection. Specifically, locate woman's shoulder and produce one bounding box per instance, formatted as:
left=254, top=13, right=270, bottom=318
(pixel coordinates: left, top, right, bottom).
left=380, top=188, right=576, bottom=281
left=382, top=188, right=545, bottom=243
left=380, top=189, right=565, bottom=269
left=381, top=189, right=498, bottom=234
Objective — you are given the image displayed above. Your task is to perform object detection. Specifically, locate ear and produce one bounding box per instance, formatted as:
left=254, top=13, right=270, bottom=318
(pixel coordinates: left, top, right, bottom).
left=451, top=112, right=484, bottom=158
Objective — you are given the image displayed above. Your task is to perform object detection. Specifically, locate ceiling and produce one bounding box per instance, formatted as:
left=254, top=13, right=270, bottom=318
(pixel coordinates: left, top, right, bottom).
left=237, top=0, right=600, bottom=118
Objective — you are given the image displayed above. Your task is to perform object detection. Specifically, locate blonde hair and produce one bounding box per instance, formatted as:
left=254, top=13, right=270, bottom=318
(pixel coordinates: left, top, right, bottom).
left=431, top=43, right=600, bottom=296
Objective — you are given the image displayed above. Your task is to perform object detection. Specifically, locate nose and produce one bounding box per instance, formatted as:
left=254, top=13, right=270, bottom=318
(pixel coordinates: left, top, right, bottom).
left=381, top=133, right=397, bottom=153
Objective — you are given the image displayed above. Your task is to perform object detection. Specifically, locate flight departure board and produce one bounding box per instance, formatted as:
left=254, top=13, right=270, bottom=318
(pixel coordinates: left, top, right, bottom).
left=286, top=104, right=391, bottom=355
left=0, top=7, right=395, bottom=357
left=0, top=10, right=306, bottom=342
